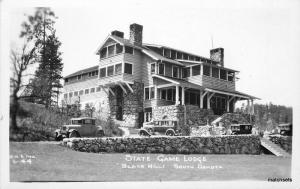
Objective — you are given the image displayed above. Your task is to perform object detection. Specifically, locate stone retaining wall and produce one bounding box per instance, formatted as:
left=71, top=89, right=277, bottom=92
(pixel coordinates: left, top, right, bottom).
left=269, top=136, right=292, bottom=154
left=61, top=135, right=261, bottom=154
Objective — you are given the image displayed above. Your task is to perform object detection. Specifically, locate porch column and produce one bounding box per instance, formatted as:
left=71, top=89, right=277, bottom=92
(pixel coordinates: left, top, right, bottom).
left=154, top=86, right=158, bottom=99
left=200, top=90, right=203, bottom=108
left=227, top=96, right=235, bottom=112
left=175, top=85, right=180, bottom=105
left=181, top=87, right=185, bottom=105
left=207, top=92, right=215, bottom=109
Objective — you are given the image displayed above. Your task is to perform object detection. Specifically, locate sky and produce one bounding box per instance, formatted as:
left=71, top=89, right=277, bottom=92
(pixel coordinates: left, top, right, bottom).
left=4, top=0, right=300, bottom=107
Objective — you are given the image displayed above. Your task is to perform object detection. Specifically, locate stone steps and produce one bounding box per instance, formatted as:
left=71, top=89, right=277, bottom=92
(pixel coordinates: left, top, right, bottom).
left=260, top=138, right=290, bottom=157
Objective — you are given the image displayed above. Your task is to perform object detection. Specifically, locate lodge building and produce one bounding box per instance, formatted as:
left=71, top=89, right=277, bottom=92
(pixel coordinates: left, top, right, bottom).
left=62, top=23, right=258, bottom=128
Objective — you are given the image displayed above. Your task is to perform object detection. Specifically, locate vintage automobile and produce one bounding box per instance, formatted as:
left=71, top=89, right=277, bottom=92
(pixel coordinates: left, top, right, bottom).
left=230, top=124, right=252, bottom=135
left=54, top=117, right=104, bottom=141
left=139, top=120, right=182, bottom=136
left=278, top=123, right=292, bottom=136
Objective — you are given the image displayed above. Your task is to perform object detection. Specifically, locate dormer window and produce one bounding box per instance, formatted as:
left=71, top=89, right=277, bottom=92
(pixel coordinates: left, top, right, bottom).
left=100, top=48, right=107, bottom=59
left=108, top=45, right=115, bottom=57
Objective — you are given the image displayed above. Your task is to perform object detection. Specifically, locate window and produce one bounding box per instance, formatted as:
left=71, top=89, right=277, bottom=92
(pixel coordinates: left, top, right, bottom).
left=100, top=47, right=107, bottom=59
left=172, top=89, right=176, bottom=102
left=64, top=94, right=68, bottom=99
left=65, top=78, right=69, bottom=83
left=125, top=46, right=133, bottom=54
left=167, top=89, right=172, bottom=101
left=77, top=75, right=81, bottom=80
left=108, top=45, right=115, bottom=57
left=69, top=92, right=73, bottom=98
left=151, top=63, right=156, bottom=74
left=96, top=86, right=101, bottom=92
left=88, top=72, right=92, bottom=77
left=220, top=69, right=227, bottom=80
left=150, top=87, right=155, bottom=99
left=182, top=68, right=190, bottom=78
left=107, top=66, right=114, bottom=76
left=124, top=63, right=133, bottom=74
left=171, top=50, right=176, bottom=59
left=79, top=90, right=84, bottom=95
left=203, top=65, right=211, bottom=76
left=183, top=53, right=188, bottom=60
left=192, top=65, right=200, bottom=76
left=172, top=66, right=179, bottom=78
left=74, top=91, right=78, bottom=96
left=177, top=52, right=182, bottom=59
left=228, top=71, right=234, bottom=81
left=100, top=68, right=106, bottom=78
left=91, top=71, right=95, bottom=76
left=145, top=112, right=152, bottom=122
left=158, top=63, right=165, bottom=75
left=95, top=71, right=98, bottom=75
left=90, top=88, right=95, bottom=93
left=145, top=88, right=150, bottom=100
left=116, top=44, right=123, bottom=54
left=115, top=63, right=122, bottom=74
left=164, top=49, right=171, bottom=58
left=212, top=67, right=219, bottom=78
left=161, top=89, right=166, bottom=100
left=85, top=89, right=89, bottom=94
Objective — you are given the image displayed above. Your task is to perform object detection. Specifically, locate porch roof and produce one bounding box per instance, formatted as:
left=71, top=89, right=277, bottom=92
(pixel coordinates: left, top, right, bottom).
left=204, top=87, right=260, bottom=100
left=152, top=74, right=260, bottom=100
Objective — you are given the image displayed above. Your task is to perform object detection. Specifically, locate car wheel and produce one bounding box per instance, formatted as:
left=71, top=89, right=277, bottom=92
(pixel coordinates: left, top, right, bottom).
left=166, top=130, right=175, bottom=136
left=69, top=131, right=80, bottom=138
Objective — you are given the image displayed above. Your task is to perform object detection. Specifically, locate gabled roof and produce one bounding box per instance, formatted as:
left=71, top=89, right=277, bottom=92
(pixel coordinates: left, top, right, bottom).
left=144, top=43, right=215, bottom=63
left=64, top=65, right=98, bottom=79
left=142, top=49, right=184, bottom=66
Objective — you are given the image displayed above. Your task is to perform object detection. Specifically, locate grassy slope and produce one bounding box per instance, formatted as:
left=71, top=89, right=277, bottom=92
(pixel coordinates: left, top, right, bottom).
left=10, top=142, right=291, bottom=181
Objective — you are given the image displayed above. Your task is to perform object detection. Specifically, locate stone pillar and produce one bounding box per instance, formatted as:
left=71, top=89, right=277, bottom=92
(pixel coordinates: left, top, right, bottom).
left=181, top=87, right=185, bottom=105
left=175, top=85, right=180, bottom=105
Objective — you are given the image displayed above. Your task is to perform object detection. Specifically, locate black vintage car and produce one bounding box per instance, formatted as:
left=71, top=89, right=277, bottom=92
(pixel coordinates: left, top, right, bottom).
left=139, top=120, right=182, bottom=136
left=278, top=123, right=292, bottom=136
left=230, top=124, right=252, bottom=135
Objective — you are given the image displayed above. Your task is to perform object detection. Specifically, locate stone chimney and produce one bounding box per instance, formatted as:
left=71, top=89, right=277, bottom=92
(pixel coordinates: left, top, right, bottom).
left=129, top=23, right=143, bottom=45
left=111, top=30, right=124, bottom=38
left=210, top=48, right=224, bottom=66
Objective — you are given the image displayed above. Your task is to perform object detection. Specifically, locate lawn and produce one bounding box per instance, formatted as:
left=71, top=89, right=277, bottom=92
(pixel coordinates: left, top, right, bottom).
left=10, top=142, right=291, bottom=182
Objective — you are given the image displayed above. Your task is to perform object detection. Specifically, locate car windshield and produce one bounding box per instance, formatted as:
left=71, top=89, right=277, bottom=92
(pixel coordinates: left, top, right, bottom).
left=83, top=119, right=95, bottom=125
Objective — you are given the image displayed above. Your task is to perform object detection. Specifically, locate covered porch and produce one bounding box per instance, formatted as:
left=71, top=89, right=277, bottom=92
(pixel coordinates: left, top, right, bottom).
left=146, top=75, right=257, bottom=116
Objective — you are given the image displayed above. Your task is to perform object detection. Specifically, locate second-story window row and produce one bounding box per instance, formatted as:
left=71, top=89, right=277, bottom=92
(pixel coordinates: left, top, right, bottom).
left=63, top=86, right=103, bottom=99
left=100, top=43, right=133, bottom=59
left=99, top=63, right=132, bottom=78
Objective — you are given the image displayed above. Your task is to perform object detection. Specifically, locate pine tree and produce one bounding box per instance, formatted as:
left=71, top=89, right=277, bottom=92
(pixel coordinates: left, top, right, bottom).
left=30, top=33, right=63, bottom=107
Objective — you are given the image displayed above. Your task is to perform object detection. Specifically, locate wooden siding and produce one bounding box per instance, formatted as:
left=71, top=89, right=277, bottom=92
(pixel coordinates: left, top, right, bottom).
left=124, top=50, right=143, bottom=82
left=141, top=54, right=156, bottom=86
left=99, top=54, right=124, bottom=67
left=98, top=74, right=124, bottom=86
left=62, top=78, right=109, bottom=111
left=187, top=75, right=235, bottom=91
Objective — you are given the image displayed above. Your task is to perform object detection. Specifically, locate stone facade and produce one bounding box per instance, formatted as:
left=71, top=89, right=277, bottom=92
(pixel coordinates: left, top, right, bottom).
left=109, top=81, right=144, bottom=127
left=152, top=105, right=216, bottom=135
left=62, top=135, right=261, bottom=154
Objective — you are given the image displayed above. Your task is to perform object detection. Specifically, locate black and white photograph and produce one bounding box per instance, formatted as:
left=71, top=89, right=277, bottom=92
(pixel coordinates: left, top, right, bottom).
left=1, top=0, right=300, bottom=188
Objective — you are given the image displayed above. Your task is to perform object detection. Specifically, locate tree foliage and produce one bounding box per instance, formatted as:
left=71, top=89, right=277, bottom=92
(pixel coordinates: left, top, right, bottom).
left=236, top=102, right=293, bottom=131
